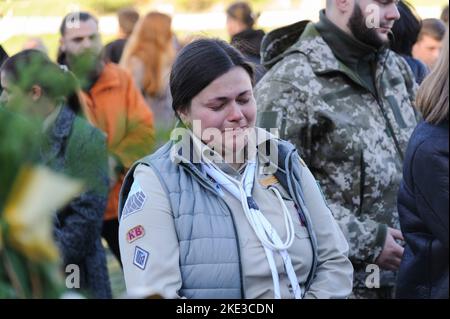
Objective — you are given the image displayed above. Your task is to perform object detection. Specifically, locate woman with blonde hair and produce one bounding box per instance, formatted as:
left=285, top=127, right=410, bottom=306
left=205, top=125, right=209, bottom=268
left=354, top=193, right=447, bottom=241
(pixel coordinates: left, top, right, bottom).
left=120, top=11, right=176, bottom=144
left=396, top=29, right=449, bottom=299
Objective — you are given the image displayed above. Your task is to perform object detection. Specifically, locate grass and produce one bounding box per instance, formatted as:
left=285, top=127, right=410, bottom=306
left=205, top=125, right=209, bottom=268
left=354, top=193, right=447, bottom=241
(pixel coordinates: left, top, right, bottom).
left=0, top=0, right=136, bottom=17
left=104, top=244, right=126, bottom=298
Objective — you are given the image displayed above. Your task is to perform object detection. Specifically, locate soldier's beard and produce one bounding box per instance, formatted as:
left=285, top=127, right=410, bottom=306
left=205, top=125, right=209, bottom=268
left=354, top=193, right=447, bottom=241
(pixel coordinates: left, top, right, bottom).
left=66, top=51, right=103, bottom=91
left=348, top=4, right=388, bottom=49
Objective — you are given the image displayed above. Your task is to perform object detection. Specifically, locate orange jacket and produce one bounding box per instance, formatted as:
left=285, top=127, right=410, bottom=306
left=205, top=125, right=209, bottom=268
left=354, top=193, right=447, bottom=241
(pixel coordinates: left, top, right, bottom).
left=81, top=63, right=154, bottom=220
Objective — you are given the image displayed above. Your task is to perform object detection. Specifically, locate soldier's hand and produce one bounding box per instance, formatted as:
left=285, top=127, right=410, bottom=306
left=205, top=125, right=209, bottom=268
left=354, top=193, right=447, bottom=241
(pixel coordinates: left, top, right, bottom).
left=374, top=227, right=404, bottom=271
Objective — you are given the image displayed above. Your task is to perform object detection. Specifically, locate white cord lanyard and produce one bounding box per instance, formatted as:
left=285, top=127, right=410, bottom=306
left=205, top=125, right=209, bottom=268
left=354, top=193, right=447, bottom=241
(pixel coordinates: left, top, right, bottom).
left=202, top=161, right=302, bottom=299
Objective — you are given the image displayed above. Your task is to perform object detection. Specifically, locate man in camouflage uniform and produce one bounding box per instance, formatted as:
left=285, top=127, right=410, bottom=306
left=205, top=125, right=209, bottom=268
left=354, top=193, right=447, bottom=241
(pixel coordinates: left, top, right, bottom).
left=256, top=0, right=418, bottom=298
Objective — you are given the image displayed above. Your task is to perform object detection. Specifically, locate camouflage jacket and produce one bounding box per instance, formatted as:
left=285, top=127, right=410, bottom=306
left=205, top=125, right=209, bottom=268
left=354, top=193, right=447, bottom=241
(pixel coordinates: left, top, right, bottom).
left=255, top=21, right=418, bottom=267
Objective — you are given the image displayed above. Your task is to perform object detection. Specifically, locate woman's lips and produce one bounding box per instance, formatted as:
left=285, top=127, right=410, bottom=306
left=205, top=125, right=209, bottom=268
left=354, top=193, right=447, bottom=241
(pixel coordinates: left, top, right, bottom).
left=222, top=126, right=248, bottom=133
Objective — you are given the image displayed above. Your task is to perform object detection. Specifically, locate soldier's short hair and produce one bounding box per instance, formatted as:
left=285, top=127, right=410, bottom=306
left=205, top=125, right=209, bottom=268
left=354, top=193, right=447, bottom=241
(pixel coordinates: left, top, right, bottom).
left=418, top=18, right=446, bottom=42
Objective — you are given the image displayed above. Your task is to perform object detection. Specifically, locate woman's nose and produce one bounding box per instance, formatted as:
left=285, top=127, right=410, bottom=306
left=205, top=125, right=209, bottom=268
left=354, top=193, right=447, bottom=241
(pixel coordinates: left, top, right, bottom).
left=228, top=102, right=244, bottom=122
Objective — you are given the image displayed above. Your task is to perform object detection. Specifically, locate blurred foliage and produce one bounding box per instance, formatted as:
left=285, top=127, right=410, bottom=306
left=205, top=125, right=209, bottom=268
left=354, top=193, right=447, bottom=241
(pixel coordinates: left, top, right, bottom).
left=87, top=0, right=140, bottom=14
left=0, top=0, right=137, bottom=16
left=0, top=109, right=62, bottom=298
left=0, top=109, right=41, bottom=208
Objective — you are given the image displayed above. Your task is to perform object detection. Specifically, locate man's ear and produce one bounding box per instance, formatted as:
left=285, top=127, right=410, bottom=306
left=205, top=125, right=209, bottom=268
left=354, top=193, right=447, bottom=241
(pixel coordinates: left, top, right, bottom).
left=30, top=85, right=43, bottom=101
left=59, top=37, right=66, bottom=52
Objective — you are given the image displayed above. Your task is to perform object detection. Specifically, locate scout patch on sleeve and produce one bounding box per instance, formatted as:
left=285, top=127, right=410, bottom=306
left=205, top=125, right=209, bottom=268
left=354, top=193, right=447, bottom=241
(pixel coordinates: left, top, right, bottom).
left=133, top=246, right=149, bottom=270
left=126, top=225, right=145, bottom=243
left=122, top=181, right=147, bottom=220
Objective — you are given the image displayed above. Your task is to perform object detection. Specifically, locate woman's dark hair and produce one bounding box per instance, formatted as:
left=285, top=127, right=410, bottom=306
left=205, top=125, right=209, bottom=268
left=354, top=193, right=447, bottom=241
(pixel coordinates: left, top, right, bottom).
left=1, top=49, right=83, bottom=114
left=391, top=1, right=422, bottom=56
left=170, top=38, right=254, bottom=115
left=226, top=1, right=259, bottom=29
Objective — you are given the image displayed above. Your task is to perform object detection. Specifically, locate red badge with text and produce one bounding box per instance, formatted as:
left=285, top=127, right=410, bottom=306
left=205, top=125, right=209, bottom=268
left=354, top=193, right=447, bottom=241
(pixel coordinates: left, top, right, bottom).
left=126, top=225, right=145, bottom=243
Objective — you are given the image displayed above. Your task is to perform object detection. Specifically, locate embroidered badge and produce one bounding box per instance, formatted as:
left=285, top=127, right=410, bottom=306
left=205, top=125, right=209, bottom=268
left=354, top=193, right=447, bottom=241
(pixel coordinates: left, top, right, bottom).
left=122, top=182, right=147, bottom=220
left=126, top=225, right=145, bottom=243
left=133, top=246, right=149, bottom=270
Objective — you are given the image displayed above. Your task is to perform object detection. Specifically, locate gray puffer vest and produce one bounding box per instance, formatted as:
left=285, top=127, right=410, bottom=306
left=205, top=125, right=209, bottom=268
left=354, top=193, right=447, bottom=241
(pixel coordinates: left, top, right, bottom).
left=119, top=137, right=318, bottom=299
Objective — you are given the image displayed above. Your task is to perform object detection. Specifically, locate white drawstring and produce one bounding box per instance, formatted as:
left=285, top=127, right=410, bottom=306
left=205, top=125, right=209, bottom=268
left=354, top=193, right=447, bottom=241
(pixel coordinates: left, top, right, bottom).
left=202, top=161, right=302, bottom=299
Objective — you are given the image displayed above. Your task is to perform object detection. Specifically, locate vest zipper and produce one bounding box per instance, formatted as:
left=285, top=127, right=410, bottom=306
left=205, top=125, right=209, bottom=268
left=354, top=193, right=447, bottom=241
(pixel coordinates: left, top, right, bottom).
left=183, top=164, right=246, bottom=298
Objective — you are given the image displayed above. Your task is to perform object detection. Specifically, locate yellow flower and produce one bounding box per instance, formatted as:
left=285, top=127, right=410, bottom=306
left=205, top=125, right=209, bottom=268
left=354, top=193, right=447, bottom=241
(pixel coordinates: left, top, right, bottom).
left=3, top=165, right=83, bottom=262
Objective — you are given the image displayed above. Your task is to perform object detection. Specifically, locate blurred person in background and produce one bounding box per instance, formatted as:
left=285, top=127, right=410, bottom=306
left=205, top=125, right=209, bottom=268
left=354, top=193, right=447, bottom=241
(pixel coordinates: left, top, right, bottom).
left=391, top=1, right=429, bottom=84
left=226, top=1, right=266, bottom=83
left=0, top=45, right=7, bottom=65
left=1, top=49, right=111, bottom=298
left=120, top=11, right=176, bottom=146
left=58, top=11, right=155, bottom=266
left=22, top=37, right=48, bottom=55
left=441, top=5, right=448, bottom=25
left=104, top=7, right=140, bottom=64
left=413, top=18, right=446, bottom=70
left=396, top=30, right=449, bottom=299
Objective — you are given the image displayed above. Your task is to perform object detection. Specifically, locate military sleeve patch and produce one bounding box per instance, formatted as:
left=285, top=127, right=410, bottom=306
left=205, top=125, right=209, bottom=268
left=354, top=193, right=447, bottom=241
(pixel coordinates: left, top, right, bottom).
left=122, top=181, right=147, bottom=220
left=133, top=246, right=149, bottom=270
left=126, top=225, right=145, bottom=243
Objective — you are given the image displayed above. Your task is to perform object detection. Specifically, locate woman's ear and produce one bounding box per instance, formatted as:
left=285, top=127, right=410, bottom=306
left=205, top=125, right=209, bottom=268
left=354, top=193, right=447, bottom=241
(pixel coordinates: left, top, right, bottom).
left=29, top=85, right=43, bottom=101
left=177, top=108, right=191, bottom=127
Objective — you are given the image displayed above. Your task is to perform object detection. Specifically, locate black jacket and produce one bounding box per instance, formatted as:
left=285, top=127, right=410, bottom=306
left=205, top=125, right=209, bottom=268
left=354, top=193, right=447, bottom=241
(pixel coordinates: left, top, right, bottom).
left=396, top=120, right=449, bottom=299
left=402, top=55, right=429, bottom=85
left=103, top=38, right=127, bottom=64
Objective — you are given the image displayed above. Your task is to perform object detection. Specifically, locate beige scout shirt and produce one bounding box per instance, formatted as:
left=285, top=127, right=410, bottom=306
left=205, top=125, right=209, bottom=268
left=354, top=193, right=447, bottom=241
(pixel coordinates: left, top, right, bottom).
left=119, top=136, right=353, bottom=299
